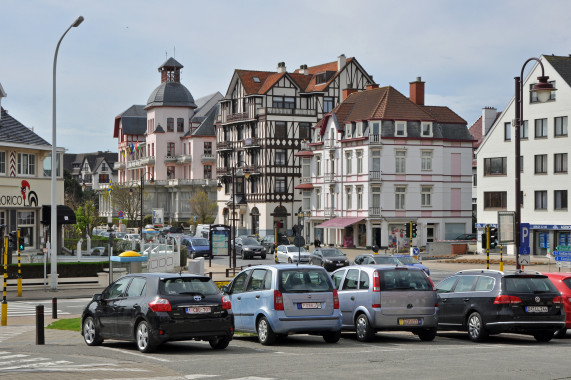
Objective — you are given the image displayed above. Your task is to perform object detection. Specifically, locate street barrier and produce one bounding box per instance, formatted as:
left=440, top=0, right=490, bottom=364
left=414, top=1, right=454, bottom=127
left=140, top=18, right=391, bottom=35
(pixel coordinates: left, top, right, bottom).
left=36, top=304, right=44, bottom=345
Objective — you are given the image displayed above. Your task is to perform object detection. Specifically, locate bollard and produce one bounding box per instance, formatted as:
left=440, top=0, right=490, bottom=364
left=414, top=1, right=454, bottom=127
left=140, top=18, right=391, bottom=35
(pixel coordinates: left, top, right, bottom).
left=36, top=304, right=44, bottom=345
left=52, top=298, right=57, bottom=319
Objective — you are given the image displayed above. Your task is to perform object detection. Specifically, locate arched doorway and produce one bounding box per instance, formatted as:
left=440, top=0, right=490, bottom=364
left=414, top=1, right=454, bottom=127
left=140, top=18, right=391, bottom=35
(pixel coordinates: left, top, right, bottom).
left=250, top=207, right=260, bottom=237
left=272, top=205, right=288, bottom=236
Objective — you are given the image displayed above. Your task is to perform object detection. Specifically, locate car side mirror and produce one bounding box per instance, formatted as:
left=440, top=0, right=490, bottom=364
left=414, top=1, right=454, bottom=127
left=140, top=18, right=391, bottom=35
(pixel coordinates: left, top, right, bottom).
left=221, top=285, right=229, bottom=294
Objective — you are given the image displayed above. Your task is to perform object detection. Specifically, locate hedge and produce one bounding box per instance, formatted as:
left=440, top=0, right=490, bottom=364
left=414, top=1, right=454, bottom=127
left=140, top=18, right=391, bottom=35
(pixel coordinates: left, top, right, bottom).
left=3, top=262, right=108, bottom=279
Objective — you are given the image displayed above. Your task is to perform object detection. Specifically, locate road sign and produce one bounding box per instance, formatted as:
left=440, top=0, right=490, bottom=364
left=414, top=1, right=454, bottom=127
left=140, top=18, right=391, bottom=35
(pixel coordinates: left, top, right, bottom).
left=293, top=235, right=305, bottom=248
left=519, top=246, right=530, bottom=255
left=117, top=211, right=124, bottom=219
left=552, top=250, right=571, bottom=262
left=410, top=247, right=419, bottom=257
left=520, top=223, right=530, bottom=247
left=518, top=255, right=530, bottom=265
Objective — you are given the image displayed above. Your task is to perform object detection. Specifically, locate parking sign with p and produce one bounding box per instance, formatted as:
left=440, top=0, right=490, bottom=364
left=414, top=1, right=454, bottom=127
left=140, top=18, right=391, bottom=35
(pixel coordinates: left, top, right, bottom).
left=520, top=223, right=530, bottom=247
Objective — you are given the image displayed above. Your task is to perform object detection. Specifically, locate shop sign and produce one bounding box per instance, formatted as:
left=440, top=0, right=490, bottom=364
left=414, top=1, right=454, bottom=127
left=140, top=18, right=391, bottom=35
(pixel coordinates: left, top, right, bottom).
left=0, top=180, right=39, bottom=207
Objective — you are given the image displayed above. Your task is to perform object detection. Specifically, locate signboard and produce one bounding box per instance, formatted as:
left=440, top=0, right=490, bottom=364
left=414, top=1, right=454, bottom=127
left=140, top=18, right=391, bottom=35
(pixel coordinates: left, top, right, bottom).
left=518, top=255, right=530, bottom=265
left=529, top=224, right=571, bottom=230
left=152, top=208, right=164, bottom=226
left=553, top=248, right=571, bottom=262
left=117, top=211, right=124, bottom=219
left=539, top=232, right=549, bottom=249
left=559, top=233, right=570, bottom=246
left=520, top=223, right=530, bottom=247
left=211, top=226, right=230, bottom=256
left=498, top=212, right=515, bottom=244
left=519, top=246, right=530, bottom=255
left=294, top=235, right=305, bottom=248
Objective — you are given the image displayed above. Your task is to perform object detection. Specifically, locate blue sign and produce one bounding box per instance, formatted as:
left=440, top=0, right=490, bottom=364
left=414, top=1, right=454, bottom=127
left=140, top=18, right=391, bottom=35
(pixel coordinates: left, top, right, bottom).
left=539, top=232, right=549, bottom=249
left=520, top=223, right=530, bottom=247
left=559, top=233, right=570, bottom=247
left=475, top=223, right=498, bottom=228
left=529, top=224, right=571, bottom=230
left=193, top=215, right=197, bottom=222
left=413, top=247, right=420, bottom=256
left=519, top=246, right=530, bottom=255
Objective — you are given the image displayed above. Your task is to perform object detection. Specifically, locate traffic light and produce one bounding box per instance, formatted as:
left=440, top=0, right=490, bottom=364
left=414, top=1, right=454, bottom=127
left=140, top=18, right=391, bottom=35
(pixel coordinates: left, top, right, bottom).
left=405, top=222, right=411, bottom=239
left=411, top=222, right=418, bottom=238
left=489, top=227, right=498, bottom=248
left=8, top=231, right=17, bottom=250
left=18, top=237, right=25, bottom=251
left=481, top=226, right=488, bottom=249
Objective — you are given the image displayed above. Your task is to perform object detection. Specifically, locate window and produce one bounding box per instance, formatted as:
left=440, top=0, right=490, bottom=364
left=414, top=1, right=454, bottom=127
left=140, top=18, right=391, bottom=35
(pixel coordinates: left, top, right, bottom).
left=275, top=177, right=286, bottom=193
left=484, top=157, right=507, bottom=176
left=520, top=155, right=524, bottom=173
left=17, top=211, right=35, bottom=248
left=42, top=153, right=61, bottom=177
left=235, top=177, right=244, bottom=194
left=395, top=186, right=406, bottom=210
left=18, top=153, right=36, bottom=175
left=372, top=186, right=381, bottom=209
left=345, top=151, right=352, bottom=175
left=530, top=81, right=556, bottom=102
left=316, top=155, right=322, bottom=176
left=356, top=150, right=363, bottom=173
left=177, top=118, right=184, bottom=132
left=421, top=186, right=432, bottom=207
left=275, top=121, right=287, bottom=138
left=346, top=187, right=352, bottom=210
left=356, top=122, right=363, bottom=137
left=359, top=271, right=370, bottom=289
left=395, top=121, right=406, bottom=137
left=395, top=150, right=406, bottom=173
left=535, top=154, right=547, bottom=174
left=204, top=142, right=212, bottom=155
left=230, top=270, right=250, bottom=294
left=421, top=122, right=432, bottom=137
left=357, top=186, right=363, bottom=209
left=535, top=190, right=547, bottom=210
left=272, top=96, right=295, bottom=109
left=504, top=122, right=511, bottom=141
left=555, top=190, right=568, bottom=210
left=342, top=269, right=359, bottom=290
left=101, top=163, right=107, bottom=172
left=204, top=165, right=212, bottom=179
left=167, top=166, right=175, bottom=179
left=553, top=153, right=567, bottom=173
left=555, top=116, right=568, bottom=136
left=535, top=118, right=547, bottom=138
left=299, top=122, right=311, bottom=141
left=483, top=191, right=507, bottom=209
left=344, top=124, right=352, bottom=139
left=250, top=178, right=259, bottom=193
left=167, top=118, right=174, bottom=132
left=316, top=188, right=321, bottom=210
left=99, top=174, right=110, bottom=183
left=421, top=151, right=432, bottom=171
left=167, top=143, right=175, bottom=156
left=0, top=151, right=4, bottom=174
left=275, top=149, right=286, bottom=165
left=521, top=120, right=528, bottom=139
left=303, top=190, right=311, bottom=210
left=323, top=97, right=334, bottom=113
left=473, top=173, right=477, bottom=186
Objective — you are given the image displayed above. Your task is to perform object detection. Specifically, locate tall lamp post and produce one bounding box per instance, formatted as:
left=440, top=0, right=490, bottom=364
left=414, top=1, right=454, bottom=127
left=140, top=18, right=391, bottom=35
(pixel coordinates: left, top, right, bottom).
left=514, top=57, right=555, bottom=269
left=51, top=16, right=84, bottom=291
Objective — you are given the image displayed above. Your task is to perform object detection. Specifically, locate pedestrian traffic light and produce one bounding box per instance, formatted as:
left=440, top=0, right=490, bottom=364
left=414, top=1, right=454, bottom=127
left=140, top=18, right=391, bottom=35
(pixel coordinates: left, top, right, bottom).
left=8, top=231, right=17, bottom=250
left=18, top=237, right=25, bottom=251
left=405, top=222, right=411, bottom=239
left=412, top=222, right=418, bottom=238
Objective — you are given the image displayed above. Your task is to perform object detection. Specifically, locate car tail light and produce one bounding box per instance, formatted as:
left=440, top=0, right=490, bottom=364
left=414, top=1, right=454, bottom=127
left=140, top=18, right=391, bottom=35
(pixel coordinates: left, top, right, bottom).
left=372, top=303, right=381, bottom=308
left=333, top=289, right=339, bottom=309
left=274, top=290, right=284, bottom=311
left=493, top=295, right=522, bottom=304
left=222, top=295, right=232, bottom=310
left=372, top=271, right=381, bottom=292
left=552, top=296, right=563, bottom=304
left=149, top=297, right=172, bottom=312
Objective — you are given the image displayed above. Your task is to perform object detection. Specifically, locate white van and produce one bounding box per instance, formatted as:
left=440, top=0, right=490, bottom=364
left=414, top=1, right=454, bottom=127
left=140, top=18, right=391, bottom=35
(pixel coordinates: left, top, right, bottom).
left=195, top=224, right=211, bottom=239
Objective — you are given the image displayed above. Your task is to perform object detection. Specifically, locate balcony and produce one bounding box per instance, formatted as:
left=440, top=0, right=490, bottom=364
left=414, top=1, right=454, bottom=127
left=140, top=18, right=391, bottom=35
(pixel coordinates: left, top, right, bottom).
left=140, top=156, right=155, bottom=166
left=300, top=177, right=312, bottom=184
left=257, top=107, right=316, bottom=117
left=201, top=154, right=216, bottom=162
left=244, top=165, right=261, bottom=176
left=126, top=159, right=141, bottom=169
left=113, top=162, right=125, bottom=170
left=369, top=206, right=381, bottom=216
left=323, top=172, right=336, bottom=183
left=217, top=141, right=232, bottom=151
left=324, top=139, right=336, bottom=150
left=167, top=178, right=218, bottom=187
left=370, top=170, right=381, bottom=182
left=243, top=137, right=262, bottom=149
left=177, top=155, right=192, bottom=164
left=217, top=167, right=230, bottom=176
left=324, top=207, right=337, bottom=217
left=164, top=155, right=177, bottom=163
left=369, top=134, right=381, bottom=144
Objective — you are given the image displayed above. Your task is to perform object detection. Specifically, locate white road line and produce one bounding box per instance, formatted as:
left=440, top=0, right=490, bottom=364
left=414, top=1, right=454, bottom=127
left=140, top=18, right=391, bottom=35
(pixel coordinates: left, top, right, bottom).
left=0, top=326, right=33, bottom=343
left=1, top=360, right=72, bottom=370
left=100, top=346, right=171, bottom=362
left=98, top=376, right=218, bottom=380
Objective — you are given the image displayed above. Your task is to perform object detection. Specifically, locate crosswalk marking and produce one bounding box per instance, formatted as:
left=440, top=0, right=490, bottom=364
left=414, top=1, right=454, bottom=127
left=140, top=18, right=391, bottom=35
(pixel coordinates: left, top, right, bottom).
left=4, top=301, right=70, bottom=317
left=0, top=326, right=33, bottom=343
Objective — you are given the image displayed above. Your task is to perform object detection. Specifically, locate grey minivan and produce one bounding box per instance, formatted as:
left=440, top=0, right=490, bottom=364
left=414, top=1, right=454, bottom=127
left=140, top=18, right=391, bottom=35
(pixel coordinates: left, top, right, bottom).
left=331, top=265, right=438, bottom=342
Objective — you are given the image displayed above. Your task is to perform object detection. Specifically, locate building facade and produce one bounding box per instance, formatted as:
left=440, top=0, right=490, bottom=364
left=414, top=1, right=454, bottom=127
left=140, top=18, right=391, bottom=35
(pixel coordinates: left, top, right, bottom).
left=300, top=78, right=474, bottom=249
left=64, top=150, right=117, bottom=191
left=111, top=58, right=221, bottom=224
left=476, top=54, right=571, bottom=256
left=216, top=55, right=374, bottom=238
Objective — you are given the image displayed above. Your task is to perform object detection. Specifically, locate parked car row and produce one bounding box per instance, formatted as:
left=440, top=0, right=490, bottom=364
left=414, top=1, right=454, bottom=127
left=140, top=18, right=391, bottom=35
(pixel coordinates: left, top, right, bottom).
left=82, top=266, right=569, bottom=353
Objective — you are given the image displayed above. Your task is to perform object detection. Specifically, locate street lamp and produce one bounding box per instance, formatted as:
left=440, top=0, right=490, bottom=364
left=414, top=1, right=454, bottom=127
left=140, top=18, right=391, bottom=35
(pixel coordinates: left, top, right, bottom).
left=514, top=57, right=555, bottom=269
left=50, top=15, right=84, bottom=291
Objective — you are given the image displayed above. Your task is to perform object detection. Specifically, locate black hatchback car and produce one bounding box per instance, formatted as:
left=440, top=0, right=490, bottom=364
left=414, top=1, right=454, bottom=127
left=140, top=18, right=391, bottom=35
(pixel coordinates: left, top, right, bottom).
left=309, top=247, right=350, bottom=271
left=81, top=273, right=234, bottom=352
left=436, top=269, right=565, bottom=342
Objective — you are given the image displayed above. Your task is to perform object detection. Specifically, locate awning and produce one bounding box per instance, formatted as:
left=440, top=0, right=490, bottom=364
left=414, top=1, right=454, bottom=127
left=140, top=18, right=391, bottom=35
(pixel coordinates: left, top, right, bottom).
left=295, top=150, right=314, bottom=157
left=41, top=205, right=77, bottom=225
left=295, top=183, right=314, bottom=190
left=316, top=217, right=364, bottom=229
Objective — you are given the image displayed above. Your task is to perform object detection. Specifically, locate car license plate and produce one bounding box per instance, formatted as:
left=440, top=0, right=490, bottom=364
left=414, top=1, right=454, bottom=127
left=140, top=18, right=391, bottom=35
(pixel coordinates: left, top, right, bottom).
left=186, top=306, right=211, bottom=314
left=299, top=302, right=321, bottom=309
left=336, top=263, right=344, bottom=266
left=398, top=318, right=422, bottom=326
left=525, top=306, right=548, bottom=313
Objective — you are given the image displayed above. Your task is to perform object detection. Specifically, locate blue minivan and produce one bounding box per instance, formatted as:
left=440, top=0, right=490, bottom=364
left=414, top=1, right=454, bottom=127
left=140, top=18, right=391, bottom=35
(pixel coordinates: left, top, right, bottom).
left=223, top=264, right=342, bottom=345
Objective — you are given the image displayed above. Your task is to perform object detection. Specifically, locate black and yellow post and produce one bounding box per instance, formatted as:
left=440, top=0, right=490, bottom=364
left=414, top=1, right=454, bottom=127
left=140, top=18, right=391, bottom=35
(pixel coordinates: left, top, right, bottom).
left=500, top=243, right=504, bottom=271
left=17, top=230, right=22, bottom=297
left=274, top=227, right=278, bottom=263
left=1, top=236, right=8, bottom=326
left=486, top=225, right=490, bottom=270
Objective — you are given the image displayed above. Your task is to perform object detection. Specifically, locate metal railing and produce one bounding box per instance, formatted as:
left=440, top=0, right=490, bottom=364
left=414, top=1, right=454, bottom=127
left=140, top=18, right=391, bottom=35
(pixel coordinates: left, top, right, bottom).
left=324, top=207, right=336, bottom=217
left=370, top=170, right=381, bottom=181
left=369, top=134, right=381, bottom=144
left=369, top=206, right=381, bottom=216
left=257, top=107, right=316, bottom=117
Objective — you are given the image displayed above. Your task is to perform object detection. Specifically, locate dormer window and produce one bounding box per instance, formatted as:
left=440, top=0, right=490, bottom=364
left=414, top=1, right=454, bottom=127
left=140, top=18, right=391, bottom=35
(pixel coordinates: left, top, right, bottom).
left=395, top=121, right=407, bottom=137
left=421, top=122, right=433, bottom=137
left=316, top=130, right=322, bottom=142
left=253, top=76, right=260, bottom=83
left=344, top=124, right=352, bottom=139
left=356, top=122, right=363, bottom=137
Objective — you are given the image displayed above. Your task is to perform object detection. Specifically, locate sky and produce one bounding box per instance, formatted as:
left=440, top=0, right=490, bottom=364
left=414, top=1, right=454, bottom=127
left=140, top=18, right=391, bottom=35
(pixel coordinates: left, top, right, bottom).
left=1, top=0, right=570, bottom=154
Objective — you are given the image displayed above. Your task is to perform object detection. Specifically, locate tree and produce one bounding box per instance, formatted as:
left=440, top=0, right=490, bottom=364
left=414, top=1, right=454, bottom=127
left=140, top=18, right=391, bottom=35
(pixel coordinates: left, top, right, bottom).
left=102, top=182, right=143, bottom=228
left=189, top=190, right=217, bottom=226
left=75, top=200, right=101, bottom=237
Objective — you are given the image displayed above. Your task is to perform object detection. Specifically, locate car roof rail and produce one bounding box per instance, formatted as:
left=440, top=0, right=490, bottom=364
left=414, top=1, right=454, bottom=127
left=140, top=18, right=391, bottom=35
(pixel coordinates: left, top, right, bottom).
left=456, top=269, right=503, bottom=275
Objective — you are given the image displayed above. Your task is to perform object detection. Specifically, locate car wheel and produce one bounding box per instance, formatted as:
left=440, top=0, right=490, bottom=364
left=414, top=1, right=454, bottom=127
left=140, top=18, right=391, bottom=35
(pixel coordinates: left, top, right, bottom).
left=136, top=320, right=157, bottom=353
left=554, top=328, right=567, bottom=339
left=418, top=328, right=437, bottom=342
left=467, top=312, right=488, bottom=342
left=534, top=330, right=554, bottom=342
left=323, top=330, right=341, bottom=343
left=209, top=335, right=231, bottom=350
left=257, top=316, right=276, bottom=346
left=355, top=314, right=375, bottom=342
left=288, top=257, right=293, bottom=264
left=261, top=254, right=266, bottom=259
left=240, top=251, right=245, bottom=260
left=83, top=316, right=103, bottom=346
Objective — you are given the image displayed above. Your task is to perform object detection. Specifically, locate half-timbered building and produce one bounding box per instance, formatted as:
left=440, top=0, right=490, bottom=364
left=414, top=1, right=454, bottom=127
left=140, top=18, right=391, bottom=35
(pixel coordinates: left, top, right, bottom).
left=216, top=55, right=375, bottom=238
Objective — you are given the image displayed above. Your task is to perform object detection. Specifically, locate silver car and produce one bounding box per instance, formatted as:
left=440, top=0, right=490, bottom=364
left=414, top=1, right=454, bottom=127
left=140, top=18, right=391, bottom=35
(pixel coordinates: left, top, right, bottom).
left=331, top=265, right=438, bottom=342
left=276, top=244, right=310, bottom=264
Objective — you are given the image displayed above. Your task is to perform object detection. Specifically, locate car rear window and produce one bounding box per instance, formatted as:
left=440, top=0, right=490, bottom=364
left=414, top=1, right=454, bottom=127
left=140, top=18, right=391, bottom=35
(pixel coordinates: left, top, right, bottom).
left=279, top=269, right=333, bottom=293
left=160, top=277, right=220, bottom=296
left=379, top=269, right=432, bottom=291
left=504, top=276, right=558, bottom=293
left=563, top=278, right=571, bottom=291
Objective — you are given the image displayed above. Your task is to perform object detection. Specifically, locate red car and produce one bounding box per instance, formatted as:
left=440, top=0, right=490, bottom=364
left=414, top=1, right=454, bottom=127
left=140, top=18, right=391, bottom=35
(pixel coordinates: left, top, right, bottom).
left=543, top=272, right=571, bottom=338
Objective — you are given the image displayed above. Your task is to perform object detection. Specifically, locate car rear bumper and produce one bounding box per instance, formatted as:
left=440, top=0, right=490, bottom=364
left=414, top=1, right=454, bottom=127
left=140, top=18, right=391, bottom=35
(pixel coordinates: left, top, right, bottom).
left=271, top=313, right=342, bottom=334
left=151, top=314, right=234, bottom=342
left=486, top=320, right=566, bottom=332
left=373, top=310, right=438, bottom=330
left=323, top=263, right=349, bottom=271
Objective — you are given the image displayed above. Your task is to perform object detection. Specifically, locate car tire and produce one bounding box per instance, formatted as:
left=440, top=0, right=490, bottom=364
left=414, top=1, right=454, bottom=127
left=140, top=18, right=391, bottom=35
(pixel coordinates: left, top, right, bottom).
left=323, top=330, right=341, bottom=343
left=534, top=330, right=554, bottom=342
left=83, top=316, right=103, bottom=346
left=355, top=314, right=375, bottom=342
left=418, top=328, right=437, bottom=342
left=257, top=316, right=277, bottom=345
left=240, top=251, right=245, bottom=260
left=261, top=254, right=266, bottom=259
left=209, top=335, right=231, bottom=350
left=467, top=312, right=488, bottom=342
left=288, top=257, right=293, bottom=264
left=136, top=320, right=157, bottom=353
left=554, top=328, right=567, bottom=339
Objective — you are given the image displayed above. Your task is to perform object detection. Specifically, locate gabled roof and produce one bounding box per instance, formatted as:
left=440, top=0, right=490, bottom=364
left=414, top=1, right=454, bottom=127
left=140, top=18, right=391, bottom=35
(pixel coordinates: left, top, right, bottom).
left=193, top=92, right=223, bottom=119
left=544, top=55, right=571, bottom=88
left=186, top=104, right=218, bottom=138
left=0, top=108, right=51, bottom=146
left=114, top=105, right=146, bottom=138
left=64, top=151, right=118, bottom=175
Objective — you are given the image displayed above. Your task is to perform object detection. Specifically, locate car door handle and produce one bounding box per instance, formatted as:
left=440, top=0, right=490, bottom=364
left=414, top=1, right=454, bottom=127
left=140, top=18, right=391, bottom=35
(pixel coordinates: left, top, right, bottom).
left=237, top=297, right=241, bottom=300
left=463, top=298, right=470, bottom=302
left=350, top=297, right=355, bottom=301
left=256, top=295, right=260, bottom=299
left=440, top=299, right=447, bottom=303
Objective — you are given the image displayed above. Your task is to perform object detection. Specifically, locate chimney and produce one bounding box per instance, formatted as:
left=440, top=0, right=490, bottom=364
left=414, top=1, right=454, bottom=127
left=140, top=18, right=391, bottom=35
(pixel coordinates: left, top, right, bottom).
left=277, top=62, right=287, bottom=73
left=366, top=83, right=379, bottom=90
left=337, top=54, right=346, bottom=71
left=342, top=87, right=358, bottom=101
left=299, top=64, right=309, bottom=75
left=482, top=107, right=497, bottom=135
left=409, top=76, right=425, bottom=105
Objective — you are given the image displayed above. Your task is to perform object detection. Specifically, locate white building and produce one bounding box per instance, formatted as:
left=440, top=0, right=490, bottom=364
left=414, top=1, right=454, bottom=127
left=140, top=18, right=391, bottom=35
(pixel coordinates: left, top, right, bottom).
left=301, top=78, right=474, bottom=248
left=476, top=54, right=570, bottom=256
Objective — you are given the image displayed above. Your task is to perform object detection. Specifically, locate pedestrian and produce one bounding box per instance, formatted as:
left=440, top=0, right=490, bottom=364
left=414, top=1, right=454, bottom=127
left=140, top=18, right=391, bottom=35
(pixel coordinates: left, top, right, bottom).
left=314, top=237, right=321, bottom=248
